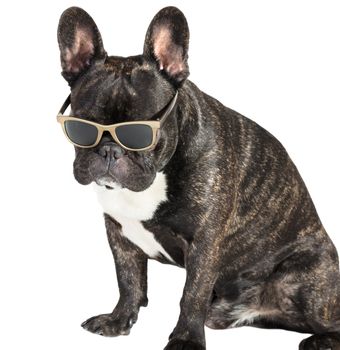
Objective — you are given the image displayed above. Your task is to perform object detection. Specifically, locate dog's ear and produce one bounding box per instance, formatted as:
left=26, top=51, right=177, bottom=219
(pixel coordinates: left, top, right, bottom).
left=143, top=7, right=190, bottom=86
left=57, top=7, right=106, bottom=85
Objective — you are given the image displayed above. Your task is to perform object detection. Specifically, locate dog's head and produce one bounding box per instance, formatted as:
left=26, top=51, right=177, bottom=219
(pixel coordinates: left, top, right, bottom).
left=57, top=7, right=189, bottom=191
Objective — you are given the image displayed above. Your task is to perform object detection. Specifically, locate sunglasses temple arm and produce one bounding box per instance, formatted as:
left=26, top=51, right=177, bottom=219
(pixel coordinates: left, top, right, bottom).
left=58, top=94, right=71, bottom=115
left=159, top=91, right=178, bottom=126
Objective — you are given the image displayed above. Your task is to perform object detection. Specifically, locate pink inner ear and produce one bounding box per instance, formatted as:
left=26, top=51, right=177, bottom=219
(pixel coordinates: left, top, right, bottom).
left=64, top=26, right=94, bottom=73
left=153, top=27, right=184, bottom=76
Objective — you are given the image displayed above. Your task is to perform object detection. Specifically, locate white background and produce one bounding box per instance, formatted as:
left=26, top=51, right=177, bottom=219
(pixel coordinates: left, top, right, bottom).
left=0, top=0, right=339, bottom=349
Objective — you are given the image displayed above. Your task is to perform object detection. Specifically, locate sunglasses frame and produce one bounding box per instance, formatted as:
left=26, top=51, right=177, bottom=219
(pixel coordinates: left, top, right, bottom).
left=56, top=91, right=178, bottom=151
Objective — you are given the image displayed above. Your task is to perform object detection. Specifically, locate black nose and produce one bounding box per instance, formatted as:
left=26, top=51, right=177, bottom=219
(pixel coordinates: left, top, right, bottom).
left=98, top=142, right=125, bottom=160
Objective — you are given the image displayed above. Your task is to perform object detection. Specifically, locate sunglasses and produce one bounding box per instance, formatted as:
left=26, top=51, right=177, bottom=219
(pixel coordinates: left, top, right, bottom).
left=57, top=92, right=178, bottom=151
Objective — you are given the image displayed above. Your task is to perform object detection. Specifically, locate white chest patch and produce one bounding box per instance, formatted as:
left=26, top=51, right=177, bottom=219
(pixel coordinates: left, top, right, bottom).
left=230, top=306, right=262, bottom=327
left=94, top=172, right=173, bottom=262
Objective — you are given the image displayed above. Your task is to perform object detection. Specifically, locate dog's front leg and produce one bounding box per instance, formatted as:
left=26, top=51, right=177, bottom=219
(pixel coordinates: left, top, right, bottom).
left=164, top=231, right=223, bottom=350
left=82, top=214, right=148, bottom=337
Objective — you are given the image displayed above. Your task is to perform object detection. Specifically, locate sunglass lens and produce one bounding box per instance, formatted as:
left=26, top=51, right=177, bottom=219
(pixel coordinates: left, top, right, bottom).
left=115, top=124, right=153, bottom=150
left=64, top=120, right=98, bottom=146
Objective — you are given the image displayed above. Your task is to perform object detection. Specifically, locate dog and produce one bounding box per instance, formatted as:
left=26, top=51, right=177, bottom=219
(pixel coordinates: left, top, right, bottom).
left=57, top=6, right=340, bottom=350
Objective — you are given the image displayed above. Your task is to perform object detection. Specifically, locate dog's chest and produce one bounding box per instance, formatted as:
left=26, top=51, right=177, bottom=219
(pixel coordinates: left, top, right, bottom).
left=94, top=172, right=173, bottom=262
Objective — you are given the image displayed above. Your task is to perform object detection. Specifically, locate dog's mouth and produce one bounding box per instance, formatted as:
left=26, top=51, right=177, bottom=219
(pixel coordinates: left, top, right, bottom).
left=105, top=185, right=114, bottom=190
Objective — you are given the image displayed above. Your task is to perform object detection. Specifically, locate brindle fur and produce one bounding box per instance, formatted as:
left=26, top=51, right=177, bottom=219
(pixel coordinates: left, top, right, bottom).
left=57, top=6, right=340, bottom=350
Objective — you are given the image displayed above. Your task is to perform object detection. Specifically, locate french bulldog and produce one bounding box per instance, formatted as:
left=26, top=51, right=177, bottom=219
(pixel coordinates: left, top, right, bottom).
left=57, top=6, right=340, bottom=350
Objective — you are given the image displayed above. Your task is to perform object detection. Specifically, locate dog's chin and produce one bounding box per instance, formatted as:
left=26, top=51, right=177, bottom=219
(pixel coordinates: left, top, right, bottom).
left=95, top=177, right=123, bottom=190
left=93, top=171, right=157, bottom=192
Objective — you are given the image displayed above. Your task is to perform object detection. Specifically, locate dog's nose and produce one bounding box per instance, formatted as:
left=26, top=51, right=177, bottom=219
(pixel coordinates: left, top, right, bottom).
left=98, top=142, right=125, bottom=160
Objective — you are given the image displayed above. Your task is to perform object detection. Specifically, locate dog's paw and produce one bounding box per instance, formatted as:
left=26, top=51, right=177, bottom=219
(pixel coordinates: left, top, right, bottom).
left=299, top=334, right=338, bottom=350
left=81, top=312, right=137, bottom=337
left=164, top=339, right=205, bottom=350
